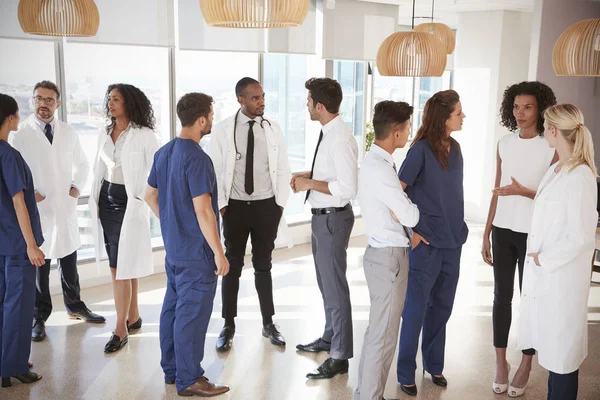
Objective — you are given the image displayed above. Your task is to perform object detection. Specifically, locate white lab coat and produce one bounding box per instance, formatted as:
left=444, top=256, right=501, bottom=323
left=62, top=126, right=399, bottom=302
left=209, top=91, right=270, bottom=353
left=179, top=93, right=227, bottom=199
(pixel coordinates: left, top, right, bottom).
left=208, top=114, right=292, bottom=248
left=10, top=114, right=89, bottom=259
left=88, top=126, right=159, bottom=280
left=519, top=163, right=597, bottom=374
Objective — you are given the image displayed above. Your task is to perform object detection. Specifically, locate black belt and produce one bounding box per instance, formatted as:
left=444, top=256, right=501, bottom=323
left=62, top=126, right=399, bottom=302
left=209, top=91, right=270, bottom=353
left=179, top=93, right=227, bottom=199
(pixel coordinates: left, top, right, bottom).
left=311, top=203, right=352, bottom=216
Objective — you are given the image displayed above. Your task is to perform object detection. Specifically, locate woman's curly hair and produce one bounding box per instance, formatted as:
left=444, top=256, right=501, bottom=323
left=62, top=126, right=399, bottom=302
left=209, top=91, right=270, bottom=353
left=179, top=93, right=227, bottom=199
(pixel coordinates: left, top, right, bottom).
left=104, top=83, right=155, bottom=132
left=499, top=81, right=556, bottom=134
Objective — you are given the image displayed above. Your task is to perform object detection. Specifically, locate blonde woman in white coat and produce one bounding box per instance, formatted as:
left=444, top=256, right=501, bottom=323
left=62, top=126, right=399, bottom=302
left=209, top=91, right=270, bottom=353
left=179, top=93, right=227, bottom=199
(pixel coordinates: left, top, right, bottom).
left=519, top=104, right=597, bottom=400
left=89, top=84, right=158, bottom=353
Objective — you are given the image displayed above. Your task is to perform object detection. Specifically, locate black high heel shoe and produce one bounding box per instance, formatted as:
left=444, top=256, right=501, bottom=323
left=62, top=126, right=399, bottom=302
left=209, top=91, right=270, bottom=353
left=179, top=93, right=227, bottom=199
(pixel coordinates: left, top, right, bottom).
left=2, top=371, right=42, bottom=387
left=423, top=369, right=448, bottom=387
left=127, top=317, right=142, bottom=332
left=104, top=333, right=129, bottom=353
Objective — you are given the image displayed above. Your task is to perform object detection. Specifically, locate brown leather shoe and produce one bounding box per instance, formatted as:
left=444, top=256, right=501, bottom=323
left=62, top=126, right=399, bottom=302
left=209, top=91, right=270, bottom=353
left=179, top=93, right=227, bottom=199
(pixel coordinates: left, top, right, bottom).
left=177, top=376, right=230, bottom=397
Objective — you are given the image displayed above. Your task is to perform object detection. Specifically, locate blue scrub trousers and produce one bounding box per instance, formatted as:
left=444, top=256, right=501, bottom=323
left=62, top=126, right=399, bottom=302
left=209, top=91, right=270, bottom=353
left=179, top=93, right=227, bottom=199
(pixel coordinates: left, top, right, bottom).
left=159, top=258, right=217, bottom=392
left=396, top=245, right=461, bottom=384
left=0, top=254, right=36, bottom=377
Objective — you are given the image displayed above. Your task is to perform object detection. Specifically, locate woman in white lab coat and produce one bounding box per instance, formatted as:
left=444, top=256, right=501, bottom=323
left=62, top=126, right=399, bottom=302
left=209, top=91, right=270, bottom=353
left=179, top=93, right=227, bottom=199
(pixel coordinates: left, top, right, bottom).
left=89, top=84, right=158, bottom=353
left=519, top=104, right=597, bottom=400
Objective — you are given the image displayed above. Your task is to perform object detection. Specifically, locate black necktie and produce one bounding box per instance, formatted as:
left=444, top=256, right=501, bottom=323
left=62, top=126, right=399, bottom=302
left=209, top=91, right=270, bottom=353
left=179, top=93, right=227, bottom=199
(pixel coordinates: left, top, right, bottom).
left=245, top=120, right=256, bottom=195
left=44, top=123, right=53, bottom=144
left=393, top=162, right=413, bottom=239
left=305, top=130, right=324, bottom=203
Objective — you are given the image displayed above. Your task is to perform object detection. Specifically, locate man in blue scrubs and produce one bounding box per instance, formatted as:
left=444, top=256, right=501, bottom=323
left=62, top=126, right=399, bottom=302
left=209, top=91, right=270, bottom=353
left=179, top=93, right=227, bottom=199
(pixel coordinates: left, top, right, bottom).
left=145, top=92, right=230, bottom=397
left=0, top=93, right=45, bottom=386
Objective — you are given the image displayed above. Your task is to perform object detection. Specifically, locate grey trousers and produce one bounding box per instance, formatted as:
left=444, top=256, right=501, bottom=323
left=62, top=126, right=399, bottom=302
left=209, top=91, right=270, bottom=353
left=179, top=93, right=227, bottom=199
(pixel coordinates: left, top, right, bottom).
left=355, top=245, right=409, bottom=400
left=311, top=208, right=355, bottom=360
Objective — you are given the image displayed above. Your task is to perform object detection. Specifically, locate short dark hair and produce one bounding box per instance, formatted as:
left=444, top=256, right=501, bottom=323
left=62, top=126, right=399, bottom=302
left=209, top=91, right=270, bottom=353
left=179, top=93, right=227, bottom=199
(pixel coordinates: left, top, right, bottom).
left=177, top=92, right=213, bottom=128
left=305, top=78, right=343, bottom=114
left=34, top=80, right=60, bottom=100
left=235, top=77, right=260, bottom=97
left=0, top=93, right=19, bottom=127
left=500, top=81, right=556, bottom=134
left=372, top=101, right=413, bottom=140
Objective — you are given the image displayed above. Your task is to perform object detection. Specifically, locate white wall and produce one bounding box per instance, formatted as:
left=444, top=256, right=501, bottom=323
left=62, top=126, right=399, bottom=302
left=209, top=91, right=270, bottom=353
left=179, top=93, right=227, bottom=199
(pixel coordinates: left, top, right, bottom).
left=452, top=11, right=533, bottom=223
left=529, top=0, right=600, bottom=166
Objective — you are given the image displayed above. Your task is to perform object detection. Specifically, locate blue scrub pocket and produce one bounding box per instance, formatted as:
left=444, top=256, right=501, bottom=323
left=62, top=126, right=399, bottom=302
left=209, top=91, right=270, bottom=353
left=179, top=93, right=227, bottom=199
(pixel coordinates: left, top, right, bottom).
left=6, top=254, right=33, bottom=268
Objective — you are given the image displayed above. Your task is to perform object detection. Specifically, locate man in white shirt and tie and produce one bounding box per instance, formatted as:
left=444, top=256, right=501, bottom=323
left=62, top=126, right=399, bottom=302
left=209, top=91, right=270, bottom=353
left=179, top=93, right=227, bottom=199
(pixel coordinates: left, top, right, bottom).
left=292, top=77, right=358, bottom=379
left=11, top=80, right=105, bottom=342
left=208, top=77, right=291, bottom=352
left=355, top=101, right=419, bottom=400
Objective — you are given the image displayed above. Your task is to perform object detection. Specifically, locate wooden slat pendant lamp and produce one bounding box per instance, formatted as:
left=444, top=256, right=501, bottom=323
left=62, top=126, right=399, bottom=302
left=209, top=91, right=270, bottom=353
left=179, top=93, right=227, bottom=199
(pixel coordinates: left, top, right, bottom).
left=376, top=0, right=447, bottom=77
left=552, top=19, right=600, bottom=77
left=199, top=0, right=310, bottom=28
left=18, top=0, right=99, bottom=37
left=414, top=0, right=455, bottom=54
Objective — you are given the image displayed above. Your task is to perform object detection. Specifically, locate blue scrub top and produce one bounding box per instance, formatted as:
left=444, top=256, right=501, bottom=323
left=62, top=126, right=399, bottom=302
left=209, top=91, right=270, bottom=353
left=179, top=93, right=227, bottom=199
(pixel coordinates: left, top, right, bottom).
left=398, top=139, right=468, bottom=249
left=148, top=137, right=219, bottom=265
left=0, top=140, right=43, bottom=256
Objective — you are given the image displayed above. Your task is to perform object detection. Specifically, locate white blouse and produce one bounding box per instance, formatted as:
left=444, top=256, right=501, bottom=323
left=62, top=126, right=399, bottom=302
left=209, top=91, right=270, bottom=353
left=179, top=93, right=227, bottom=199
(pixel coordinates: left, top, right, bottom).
left=100, top=125, right=131, bottom=185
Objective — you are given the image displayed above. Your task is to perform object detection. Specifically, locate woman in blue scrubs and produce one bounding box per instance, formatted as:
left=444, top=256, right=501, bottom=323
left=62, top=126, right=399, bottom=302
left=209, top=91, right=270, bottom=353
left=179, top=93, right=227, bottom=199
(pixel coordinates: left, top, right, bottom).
left=0, top=94, right=46, bottom=387
left=396, top=90, right=468, bottom=397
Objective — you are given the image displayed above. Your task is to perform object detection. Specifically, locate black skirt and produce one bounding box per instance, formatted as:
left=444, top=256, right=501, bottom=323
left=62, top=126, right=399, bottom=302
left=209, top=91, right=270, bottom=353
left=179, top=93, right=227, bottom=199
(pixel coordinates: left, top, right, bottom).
left=98, top=180, right=128, bottom=269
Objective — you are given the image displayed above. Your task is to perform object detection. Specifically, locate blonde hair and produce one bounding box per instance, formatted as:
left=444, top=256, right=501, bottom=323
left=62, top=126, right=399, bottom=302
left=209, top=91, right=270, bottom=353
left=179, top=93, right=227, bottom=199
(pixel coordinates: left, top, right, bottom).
left=544, top=104, right=598, bottom=176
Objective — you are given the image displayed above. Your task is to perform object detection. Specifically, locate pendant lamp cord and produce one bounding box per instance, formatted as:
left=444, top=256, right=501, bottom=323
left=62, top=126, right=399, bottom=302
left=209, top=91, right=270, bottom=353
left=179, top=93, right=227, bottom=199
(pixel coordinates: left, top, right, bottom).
left=412, top=0, right=416, bottom=29
left=432, top=0, right=435, bottom=21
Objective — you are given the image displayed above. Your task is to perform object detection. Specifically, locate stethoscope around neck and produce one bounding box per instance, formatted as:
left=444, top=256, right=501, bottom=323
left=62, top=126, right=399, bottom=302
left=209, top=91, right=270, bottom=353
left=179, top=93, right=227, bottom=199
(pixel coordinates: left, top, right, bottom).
left=233, top=108, right=272, bottom=161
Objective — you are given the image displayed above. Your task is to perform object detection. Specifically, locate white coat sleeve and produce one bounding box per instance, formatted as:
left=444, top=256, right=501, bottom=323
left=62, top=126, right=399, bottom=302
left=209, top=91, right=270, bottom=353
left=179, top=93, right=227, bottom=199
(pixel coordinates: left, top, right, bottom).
left=207, top=124, right=228, bottom=210
left=274, top=122, right=291, bottom=208
left=71, top=128, right=90, bottom=192
left=538, top=170, right=598, bottom=273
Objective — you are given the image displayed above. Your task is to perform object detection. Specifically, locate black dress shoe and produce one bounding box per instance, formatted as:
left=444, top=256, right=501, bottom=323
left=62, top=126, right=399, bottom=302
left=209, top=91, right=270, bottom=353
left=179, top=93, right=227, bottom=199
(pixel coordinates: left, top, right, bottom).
left=296, top=338, right=331, bottom=353
left=400, top=384, right=418, bottom=397
left=216, top=326, right=235, bottom=352
left=31, top=320, right=46, bottom=342
left=262, top=323, right=286, bottom=346
left=68, top=309, right=106, bottom=323
left=2, top=371, right=42, bottom=387
left=306, top=358, right=348, bottom=379
left=127, top=317, right=142, bottom=331
left=104, top=334, right=128, bottom=353
left=431, top=374, right=447, bottom=387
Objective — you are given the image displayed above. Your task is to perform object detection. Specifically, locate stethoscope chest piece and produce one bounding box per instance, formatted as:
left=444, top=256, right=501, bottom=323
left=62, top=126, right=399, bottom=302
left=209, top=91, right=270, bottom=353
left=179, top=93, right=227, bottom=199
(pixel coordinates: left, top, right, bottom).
left=236, top=153, right=242, bottom=160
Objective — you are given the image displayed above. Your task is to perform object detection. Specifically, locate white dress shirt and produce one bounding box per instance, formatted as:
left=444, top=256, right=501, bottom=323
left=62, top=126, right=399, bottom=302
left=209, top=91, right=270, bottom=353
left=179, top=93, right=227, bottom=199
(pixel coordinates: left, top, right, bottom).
left=230, top=111, right=274, bottom=201
left=308, top=115, right=358, bottom=208
left=359, top=144, right=419, bottom=247
left=101, top=125, right=130, bottom=185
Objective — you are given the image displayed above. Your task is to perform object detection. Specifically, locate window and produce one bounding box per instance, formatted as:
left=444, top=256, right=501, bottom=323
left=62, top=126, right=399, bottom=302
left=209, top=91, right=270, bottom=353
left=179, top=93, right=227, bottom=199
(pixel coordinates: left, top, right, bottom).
left=263, top=53, right=325, bottom=222
left=64, top=43, right=171, bottom=256
left=0, top=38, right=56, bottom=120
left=176, top=50, right=260, bottom=150
left=64, top=43, right=170, bottom=195
left=333, top=61, right=366, bottom=143
left=373, top=67, right=452, bottom=137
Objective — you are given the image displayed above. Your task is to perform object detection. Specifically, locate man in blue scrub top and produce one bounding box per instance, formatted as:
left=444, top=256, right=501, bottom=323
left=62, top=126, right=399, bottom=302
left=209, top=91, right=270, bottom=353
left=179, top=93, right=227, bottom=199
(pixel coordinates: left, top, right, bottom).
left=0, top=93, right=45, bottom=387
left=145, top=92, right=230, bottom=397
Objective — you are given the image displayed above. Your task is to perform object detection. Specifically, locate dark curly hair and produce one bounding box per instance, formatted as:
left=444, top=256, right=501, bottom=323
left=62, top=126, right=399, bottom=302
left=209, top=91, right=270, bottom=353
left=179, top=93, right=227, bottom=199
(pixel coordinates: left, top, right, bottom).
left=104, top=83, right=155, bottom=133
left=499, top=81, right=556, bottom=134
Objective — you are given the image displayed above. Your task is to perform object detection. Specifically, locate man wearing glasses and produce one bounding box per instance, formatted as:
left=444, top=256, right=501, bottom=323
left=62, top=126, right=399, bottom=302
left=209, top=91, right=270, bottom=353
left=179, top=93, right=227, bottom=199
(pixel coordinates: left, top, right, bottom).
left=11, top=81, right=105, bottom=342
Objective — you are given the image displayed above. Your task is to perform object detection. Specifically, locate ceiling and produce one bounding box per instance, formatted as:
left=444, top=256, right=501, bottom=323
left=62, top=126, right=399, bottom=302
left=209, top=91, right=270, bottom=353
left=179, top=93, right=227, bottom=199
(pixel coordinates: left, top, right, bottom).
left=354, top=0, right=535, bottom=26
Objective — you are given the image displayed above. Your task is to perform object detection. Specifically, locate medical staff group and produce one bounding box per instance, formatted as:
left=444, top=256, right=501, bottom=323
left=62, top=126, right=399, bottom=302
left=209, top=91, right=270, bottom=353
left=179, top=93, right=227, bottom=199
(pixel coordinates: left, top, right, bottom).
left=0, top=77, right=595, bottom=400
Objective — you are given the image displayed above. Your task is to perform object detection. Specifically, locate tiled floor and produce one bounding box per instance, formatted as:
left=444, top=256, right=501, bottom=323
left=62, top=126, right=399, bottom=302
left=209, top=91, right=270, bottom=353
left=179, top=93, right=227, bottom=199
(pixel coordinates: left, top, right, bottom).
left=4, top=224, right=600, bottom=399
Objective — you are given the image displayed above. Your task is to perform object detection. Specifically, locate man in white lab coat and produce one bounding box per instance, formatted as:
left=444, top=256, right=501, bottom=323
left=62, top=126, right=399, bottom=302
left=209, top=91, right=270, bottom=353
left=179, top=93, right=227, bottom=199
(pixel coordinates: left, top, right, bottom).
left=208, top=77, right=291, bottom=352
left=12, top=81, right=105, bottom=342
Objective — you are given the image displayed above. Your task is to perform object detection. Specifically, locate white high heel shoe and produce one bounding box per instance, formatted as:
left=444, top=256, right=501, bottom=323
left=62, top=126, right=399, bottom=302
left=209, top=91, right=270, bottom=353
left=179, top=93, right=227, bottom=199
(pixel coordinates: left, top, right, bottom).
left=492, top=363, right=511, bottom=394
left=508, top=383, right=527, bottom=398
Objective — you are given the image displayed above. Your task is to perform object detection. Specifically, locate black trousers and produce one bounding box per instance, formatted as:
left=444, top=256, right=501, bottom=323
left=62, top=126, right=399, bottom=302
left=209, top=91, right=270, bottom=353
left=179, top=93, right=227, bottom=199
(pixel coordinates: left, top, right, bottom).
left=548, top=369, right=578, bottom=400
left=492, top=226, right=535, bottom=355
left=34, top=250, right=86, bottom=321
left=221, top=197, right=282, bottom=322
